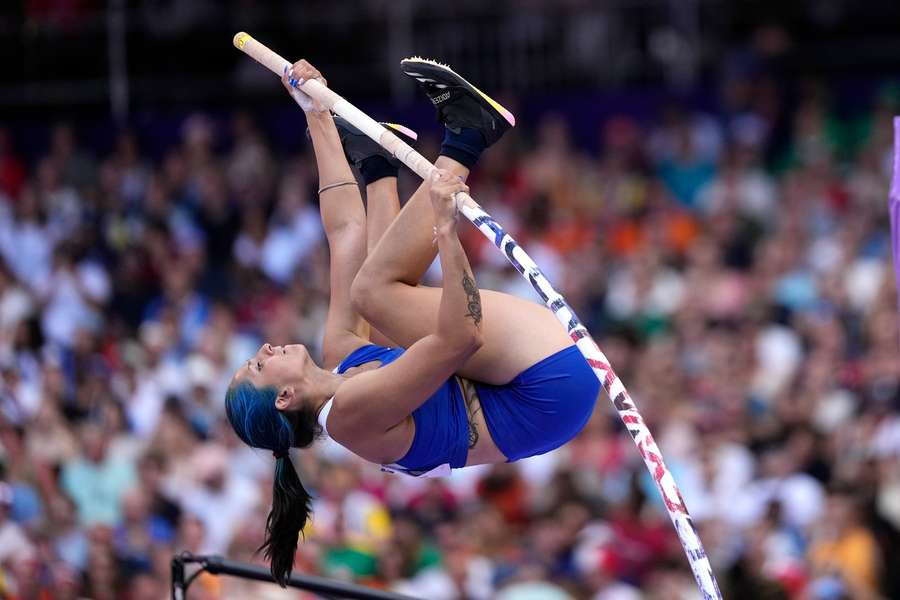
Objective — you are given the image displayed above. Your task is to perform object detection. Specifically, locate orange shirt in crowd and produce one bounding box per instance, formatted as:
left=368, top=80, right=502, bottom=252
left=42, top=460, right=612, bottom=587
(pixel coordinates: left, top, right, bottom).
left=809, top=526, right=880, bottom=596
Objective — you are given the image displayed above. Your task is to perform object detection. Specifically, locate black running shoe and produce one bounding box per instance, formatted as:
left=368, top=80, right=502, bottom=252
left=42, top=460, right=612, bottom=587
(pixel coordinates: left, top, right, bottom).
left=400, top=57, right=516, bottom=147
left=333, top=116, right=418, bottom=169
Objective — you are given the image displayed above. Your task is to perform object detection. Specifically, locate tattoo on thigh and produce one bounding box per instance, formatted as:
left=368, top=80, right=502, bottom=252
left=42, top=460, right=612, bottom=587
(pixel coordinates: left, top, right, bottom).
left=462, top=272, right=482, bottom=326
left=461, top=378, right=481, bottom=449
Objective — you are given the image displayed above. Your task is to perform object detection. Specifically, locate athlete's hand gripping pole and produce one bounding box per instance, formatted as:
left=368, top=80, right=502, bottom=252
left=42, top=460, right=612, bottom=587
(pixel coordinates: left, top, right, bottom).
left=233, top=32, right=722, bottom=600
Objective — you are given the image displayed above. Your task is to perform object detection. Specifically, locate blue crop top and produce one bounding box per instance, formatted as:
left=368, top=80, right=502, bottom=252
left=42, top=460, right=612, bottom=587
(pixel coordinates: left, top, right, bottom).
left=334, top=344, right=470, bottom=475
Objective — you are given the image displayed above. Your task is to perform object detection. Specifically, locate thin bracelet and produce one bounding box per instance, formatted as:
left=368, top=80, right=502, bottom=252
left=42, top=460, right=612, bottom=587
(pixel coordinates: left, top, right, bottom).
left=318, top=180, right=357, bottom=195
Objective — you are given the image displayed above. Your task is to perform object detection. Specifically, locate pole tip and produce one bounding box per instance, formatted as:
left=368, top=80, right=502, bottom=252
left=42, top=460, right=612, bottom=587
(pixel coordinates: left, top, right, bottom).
left=233, top=32, right=251, bottom=49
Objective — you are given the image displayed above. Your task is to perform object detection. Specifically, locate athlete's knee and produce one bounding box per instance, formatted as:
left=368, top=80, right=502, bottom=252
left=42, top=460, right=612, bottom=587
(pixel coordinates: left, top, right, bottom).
left=350, top=268, right=380, bottom=318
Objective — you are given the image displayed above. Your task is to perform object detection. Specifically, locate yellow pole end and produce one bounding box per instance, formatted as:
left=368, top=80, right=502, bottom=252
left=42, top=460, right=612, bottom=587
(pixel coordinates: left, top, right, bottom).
left=233, top=32, right=251, bottom=49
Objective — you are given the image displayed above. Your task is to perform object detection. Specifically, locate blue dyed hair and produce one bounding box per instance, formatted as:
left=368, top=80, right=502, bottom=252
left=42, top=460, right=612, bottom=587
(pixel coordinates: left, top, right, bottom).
left=225, top=382, right=294, bottom=452
left=224, top=381, right=320, bottom=586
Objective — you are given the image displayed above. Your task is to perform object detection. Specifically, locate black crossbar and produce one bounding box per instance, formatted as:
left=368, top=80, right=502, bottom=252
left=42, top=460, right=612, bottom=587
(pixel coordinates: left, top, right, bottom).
left=171, top=553, right=419, bottom=600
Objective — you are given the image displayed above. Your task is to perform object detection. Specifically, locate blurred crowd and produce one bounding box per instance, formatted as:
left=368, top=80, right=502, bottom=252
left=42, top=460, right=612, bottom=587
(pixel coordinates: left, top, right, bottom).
left=1, top=72, right=900, bottom=600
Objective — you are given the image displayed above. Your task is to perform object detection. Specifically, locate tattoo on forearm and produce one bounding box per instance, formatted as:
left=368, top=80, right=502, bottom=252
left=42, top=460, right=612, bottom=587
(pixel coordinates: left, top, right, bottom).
left=460, top=378, right=481, bottom=449
left=461, top=272, right=482, bottom=326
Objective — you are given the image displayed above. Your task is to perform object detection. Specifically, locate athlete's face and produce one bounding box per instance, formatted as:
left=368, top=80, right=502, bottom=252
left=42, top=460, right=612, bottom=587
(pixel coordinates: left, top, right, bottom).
left=231, top=343, right=312, bottom=410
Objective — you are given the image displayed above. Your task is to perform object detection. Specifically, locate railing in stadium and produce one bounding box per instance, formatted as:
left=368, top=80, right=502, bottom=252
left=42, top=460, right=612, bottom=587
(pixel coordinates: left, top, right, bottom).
left=171, top=553, right=418, bottom=600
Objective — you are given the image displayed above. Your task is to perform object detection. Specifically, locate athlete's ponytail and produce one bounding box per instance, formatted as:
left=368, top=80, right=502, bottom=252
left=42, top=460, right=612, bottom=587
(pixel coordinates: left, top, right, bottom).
left=263, top=451, right=312, bottom=585
left=224, top=382, right=321, bottom=586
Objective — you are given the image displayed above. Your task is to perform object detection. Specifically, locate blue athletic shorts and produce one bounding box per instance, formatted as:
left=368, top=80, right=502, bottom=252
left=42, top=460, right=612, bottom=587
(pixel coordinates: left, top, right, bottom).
left=474, top=345, right=600, bottom=462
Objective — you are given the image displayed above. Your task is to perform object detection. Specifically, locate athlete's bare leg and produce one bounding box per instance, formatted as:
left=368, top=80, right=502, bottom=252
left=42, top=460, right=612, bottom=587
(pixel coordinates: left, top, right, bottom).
left=352, top=157, right=570, bottom=385
left=363, top=176, right=402, bottom=346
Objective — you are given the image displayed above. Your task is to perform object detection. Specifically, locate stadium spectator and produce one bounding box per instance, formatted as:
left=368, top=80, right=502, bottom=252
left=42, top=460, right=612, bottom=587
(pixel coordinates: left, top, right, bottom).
left=0, top=73, right=898, bottom=598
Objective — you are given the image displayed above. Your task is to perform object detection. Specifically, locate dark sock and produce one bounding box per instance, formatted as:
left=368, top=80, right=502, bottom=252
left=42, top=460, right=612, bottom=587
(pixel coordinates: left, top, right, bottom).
left=358, top=156, right=398, bottom=186
left=439, top=127, right=486, bottom=170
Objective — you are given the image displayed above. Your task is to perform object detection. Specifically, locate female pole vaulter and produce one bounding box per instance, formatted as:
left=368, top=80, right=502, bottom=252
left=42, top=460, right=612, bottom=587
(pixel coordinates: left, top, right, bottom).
left=224, top=59, right=599, bottom=585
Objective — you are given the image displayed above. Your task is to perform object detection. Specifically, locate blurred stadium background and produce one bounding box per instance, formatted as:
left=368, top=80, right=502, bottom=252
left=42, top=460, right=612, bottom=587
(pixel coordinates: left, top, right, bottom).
left=2, top=1, right=900, bottom=598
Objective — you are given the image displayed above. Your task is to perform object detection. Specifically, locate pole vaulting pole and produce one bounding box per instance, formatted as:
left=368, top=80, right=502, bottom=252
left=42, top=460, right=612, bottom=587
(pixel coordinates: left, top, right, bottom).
left=232, top=32, right=722, bottom=599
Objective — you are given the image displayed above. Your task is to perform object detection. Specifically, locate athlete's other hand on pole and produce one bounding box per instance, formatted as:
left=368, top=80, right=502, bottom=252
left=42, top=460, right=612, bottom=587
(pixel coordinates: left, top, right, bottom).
left=282, top=59, right=327, bottom=113
left=428, top=168, right=469, bottom=228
